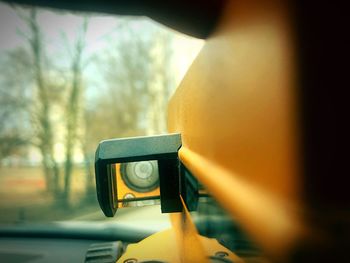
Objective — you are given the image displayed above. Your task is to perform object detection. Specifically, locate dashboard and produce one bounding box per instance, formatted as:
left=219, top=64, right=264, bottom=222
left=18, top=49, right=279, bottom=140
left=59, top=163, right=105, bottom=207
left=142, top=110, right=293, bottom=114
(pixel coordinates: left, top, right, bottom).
left=0, top=238, right=123, bottom=263
left=0, top=222, right=154, bottom=263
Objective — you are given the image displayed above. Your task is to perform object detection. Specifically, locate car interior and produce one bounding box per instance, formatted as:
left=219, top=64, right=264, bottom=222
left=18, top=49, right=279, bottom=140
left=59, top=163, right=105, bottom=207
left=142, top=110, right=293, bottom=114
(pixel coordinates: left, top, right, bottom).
left=0, top=1, right=347, bottom=263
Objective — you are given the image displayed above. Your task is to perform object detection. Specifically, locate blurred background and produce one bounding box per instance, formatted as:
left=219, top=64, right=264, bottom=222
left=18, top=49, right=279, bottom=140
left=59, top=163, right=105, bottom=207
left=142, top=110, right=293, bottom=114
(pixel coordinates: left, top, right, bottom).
left=0, top=1, right=202, bottom=228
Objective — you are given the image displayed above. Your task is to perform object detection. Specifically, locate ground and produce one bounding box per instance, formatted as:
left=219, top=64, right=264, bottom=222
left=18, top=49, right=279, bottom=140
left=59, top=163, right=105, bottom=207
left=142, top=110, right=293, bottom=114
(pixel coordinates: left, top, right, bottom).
left=0, top=166, right=170, bottom=231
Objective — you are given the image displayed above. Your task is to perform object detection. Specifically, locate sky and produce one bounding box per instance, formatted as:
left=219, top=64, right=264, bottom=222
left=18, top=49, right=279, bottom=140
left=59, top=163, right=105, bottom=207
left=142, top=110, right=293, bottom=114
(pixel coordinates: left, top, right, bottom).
left=0, top=1, right=203, bottom=86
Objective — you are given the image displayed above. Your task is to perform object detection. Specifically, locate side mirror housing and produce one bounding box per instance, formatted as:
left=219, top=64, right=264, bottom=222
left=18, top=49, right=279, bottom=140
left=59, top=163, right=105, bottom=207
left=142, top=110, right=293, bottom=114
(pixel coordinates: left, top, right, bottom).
left=95, top=133, right=182, bottom=217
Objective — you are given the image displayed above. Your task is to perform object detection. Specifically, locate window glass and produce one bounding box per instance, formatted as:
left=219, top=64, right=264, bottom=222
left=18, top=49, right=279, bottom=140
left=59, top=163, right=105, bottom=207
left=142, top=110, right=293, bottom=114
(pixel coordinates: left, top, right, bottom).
left=0, top=2, right=203, bottom=229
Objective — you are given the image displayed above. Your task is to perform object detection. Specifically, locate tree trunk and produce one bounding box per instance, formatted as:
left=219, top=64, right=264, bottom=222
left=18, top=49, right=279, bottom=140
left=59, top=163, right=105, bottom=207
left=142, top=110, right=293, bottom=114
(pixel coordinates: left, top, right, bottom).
left=63, top=18, right=87, bottom=206
left=29, top=8, right=60, bottom=196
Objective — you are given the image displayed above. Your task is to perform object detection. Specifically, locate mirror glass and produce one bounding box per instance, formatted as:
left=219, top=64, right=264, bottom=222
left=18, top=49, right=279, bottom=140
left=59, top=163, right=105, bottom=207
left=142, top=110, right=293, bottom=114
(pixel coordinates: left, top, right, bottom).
left=112, top=160, right=160, bottom=208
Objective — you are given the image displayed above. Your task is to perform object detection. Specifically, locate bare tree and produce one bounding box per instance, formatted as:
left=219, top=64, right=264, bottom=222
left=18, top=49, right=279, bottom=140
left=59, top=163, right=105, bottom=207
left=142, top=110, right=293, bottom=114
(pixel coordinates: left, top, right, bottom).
left=148, top=29, right=176, bottom=134
left=62, top=18, right=88, bottom=204
left=79, top=20, right=156, bottom=197
left=78, top=19, right=176, bottom=200
left=24, top=8, right=60, bottom=195
left=97, top=20, right=156, bottom=136
left=0, top=48, right=32, bottom=164
left=84, top=19, right=176, bottom=142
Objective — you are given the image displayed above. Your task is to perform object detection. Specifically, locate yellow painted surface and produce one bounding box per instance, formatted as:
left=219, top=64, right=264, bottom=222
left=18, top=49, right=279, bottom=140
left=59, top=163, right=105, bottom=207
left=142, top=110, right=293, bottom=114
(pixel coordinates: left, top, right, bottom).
left=168, top=0, right=306, bottom=261
left=117, top=228, right=242, bottom=263
left=118, top=196, right=242, bottom=263
left=117, top=228, right=181, bottom=263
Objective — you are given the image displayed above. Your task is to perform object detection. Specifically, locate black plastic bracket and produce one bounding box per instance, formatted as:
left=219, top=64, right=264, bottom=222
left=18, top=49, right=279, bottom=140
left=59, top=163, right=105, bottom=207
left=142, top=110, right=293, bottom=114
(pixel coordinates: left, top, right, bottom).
left=179, top=163, right=199, bottom=212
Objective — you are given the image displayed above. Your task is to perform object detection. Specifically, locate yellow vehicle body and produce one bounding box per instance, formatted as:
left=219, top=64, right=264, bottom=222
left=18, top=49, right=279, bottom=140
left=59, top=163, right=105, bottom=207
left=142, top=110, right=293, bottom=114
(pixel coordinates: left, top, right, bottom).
left=120, top=0, right=347, bottom=262
left=121, top=1, right=301, bottom=262
left=169, top=1, right=302, bottom=261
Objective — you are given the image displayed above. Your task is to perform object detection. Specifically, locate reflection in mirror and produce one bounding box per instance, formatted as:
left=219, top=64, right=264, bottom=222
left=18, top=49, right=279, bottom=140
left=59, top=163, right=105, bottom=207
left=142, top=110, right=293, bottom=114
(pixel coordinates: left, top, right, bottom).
left=113, top=161, right=160, bottom=208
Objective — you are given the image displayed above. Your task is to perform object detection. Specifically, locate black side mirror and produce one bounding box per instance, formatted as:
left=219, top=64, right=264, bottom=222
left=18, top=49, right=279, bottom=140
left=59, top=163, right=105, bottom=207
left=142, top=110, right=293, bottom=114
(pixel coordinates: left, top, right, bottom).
left=95, top=133, right=182, bottom=217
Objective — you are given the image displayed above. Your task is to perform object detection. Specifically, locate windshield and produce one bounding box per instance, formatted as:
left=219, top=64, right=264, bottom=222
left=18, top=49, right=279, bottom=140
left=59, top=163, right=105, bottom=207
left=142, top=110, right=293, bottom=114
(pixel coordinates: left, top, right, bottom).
left=0, top=1, right=202, bottom=230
